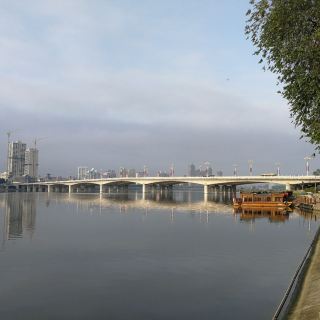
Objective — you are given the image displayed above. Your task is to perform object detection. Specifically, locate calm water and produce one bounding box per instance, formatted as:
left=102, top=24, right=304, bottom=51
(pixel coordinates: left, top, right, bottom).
left=0, top=191, right=318, bottom=320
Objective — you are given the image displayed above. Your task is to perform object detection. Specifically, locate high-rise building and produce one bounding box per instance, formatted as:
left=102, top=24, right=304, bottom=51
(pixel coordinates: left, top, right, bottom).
left=188, top=164, right=196, bottom=176
left=24, top=148, right=39, bottom=179
left=7, top=141, right=27, bottom=178
left=88, top=168, right=99, bottom=179
left=119, top=167, right=128, bottom=178
left=77, top=167, right=88, bottom=180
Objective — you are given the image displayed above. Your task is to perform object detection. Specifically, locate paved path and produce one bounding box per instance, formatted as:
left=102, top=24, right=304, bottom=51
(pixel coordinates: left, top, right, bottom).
left=286, top=229, right=320, bottom=319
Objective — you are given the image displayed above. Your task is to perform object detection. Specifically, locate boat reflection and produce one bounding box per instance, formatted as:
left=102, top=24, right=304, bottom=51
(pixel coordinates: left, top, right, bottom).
left=234, top=207, right=291, bottom=223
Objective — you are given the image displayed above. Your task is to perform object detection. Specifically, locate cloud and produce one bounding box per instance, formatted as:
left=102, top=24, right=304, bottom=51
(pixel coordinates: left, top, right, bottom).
left=0, top=1, right=316, bottom=176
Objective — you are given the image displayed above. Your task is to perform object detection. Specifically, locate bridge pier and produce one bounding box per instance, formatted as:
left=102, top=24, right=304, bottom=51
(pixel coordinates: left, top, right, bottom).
left=141, top=184, right=147, bottom=200
left=204, top=191, right=208, bottom=202
left=203, top=185, right=208, bottom=194
left=232, top=185, right=237, bottom=198
left=286, top=184, right=292, bottom=191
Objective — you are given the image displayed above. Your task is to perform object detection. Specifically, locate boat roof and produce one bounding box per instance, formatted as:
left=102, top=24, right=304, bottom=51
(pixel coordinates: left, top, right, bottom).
left=240, top=191, right=290, bottom=196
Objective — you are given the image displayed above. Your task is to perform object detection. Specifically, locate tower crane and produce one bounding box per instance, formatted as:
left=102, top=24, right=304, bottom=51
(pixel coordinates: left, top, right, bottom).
left=5, top=130, right=17, bottom=176
left=34, top=137, right=48, bottom=149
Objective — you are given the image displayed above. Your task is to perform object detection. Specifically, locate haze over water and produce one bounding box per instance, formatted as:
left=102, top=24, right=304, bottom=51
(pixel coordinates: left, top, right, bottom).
left=0, top=191, right=318, bottom=319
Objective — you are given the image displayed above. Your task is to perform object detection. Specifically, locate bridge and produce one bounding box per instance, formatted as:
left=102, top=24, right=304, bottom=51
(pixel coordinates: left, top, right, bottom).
left=13, top=175, right=320, bottom=197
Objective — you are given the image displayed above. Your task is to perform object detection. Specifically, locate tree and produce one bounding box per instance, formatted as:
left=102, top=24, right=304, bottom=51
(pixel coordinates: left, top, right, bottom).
left=245, top=0, right=320, bottom=148
left=313, top=168, right=320, bottom=176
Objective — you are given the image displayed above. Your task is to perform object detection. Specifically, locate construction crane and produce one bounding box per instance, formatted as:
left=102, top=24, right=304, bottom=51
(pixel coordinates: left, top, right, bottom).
left=5, top=130, right=17, bottom=176
left=34, top=137, right=48, bottom=149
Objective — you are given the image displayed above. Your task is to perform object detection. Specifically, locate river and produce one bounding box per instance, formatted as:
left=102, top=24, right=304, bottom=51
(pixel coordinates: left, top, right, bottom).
left=0, top=191, right=318, bottom=320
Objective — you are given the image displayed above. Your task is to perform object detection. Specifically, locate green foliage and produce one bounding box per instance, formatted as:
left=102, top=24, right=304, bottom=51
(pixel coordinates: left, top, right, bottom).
left=313, top=168, right=320, bottom=175
left=246, top=0, right=320, bottom=148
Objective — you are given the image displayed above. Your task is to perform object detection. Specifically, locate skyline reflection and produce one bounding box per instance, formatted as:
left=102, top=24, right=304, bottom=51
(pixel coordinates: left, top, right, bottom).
left=0, top=191, right=319, bottom=247
left=1, top=193, right=36, bottom=244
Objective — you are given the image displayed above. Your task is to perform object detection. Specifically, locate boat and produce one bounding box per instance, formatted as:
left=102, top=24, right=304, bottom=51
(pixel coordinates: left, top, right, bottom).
left=295, top=193, right=320, bottom=211
left=233, top=191, right=294, bottom=208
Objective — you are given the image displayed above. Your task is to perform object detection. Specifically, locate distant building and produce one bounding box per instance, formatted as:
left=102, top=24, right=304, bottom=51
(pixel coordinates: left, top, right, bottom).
left=157, top=171, right=169, bottom=177
left=216, top=170, right=223, bottom=177
left=136, top=171, right=146, bottom=177
left=77, top=166, right=88, bottom=180
left=103, top=170, right=117, bottom=178
left=188, top=164, right=196, bottom=176
left=0, top=172, right=7, bottom=179
left=7, top=141, right=27, bottom=178
left=24, top=148, right=39, bottom=179
left=128, top=169, right=136, bottom=177
left=88, top=168, right=99, bottom=179
left=119, top=167, right=128, bottom=178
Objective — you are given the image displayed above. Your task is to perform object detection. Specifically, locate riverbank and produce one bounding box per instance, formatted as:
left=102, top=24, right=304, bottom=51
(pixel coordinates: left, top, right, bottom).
left=285, top=226, right=320, bottom=319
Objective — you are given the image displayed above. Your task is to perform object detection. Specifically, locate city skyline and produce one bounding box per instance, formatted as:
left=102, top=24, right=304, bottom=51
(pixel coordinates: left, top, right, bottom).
left=0, top=1, right=318, bottom=176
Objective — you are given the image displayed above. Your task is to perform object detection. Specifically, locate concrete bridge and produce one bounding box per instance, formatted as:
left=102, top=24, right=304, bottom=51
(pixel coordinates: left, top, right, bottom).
left=13, top=175, right=320, bottom=196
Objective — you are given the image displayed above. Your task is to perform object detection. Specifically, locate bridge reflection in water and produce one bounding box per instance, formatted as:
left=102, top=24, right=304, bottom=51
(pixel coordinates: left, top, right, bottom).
left=1, top=190, right=319, bottom=249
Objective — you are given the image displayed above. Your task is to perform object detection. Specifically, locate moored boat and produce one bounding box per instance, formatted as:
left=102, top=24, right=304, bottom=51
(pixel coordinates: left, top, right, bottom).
left=295, top=193, right=320, bottom=211
left=233, top=191, right=293, bottom=208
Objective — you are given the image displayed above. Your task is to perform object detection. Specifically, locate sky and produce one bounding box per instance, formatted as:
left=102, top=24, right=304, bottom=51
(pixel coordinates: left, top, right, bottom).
left=0, top=0, right=318, bottom=177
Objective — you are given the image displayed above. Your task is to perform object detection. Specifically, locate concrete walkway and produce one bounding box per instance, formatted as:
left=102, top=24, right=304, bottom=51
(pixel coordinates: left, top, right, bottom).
left=286, top=229, right=320, bottom=319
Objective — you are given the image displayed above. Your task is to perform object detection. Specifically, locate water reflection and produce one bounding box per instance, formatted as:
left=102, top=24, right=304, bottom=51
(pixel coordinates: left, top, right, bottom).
left=0, top=191, right=319, bottom=320
left=51, top=191, right=234, bottom=216
left=234, top=207, right=291, bottom=223
left=1, top=191, right=319, bottom=245
left=1, top=193, right=36, bottom=244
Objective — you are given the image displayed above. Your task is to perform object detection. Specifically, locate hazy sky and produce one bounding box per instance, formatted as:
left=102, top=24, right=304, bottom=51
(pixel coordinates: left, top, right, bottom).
left=0, top=0, right=318, bottom=176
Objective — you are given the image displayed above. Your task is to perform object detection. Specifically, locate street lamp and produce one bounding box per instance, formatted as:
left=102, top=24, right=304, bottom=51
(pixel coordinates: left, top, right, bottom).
left=275, top=162, right=281, bottom=176
left=143, top=165, right=148, bottom=177
left=204, top=161, right=210, bottom=177
left=170, top=163, right=174, bottom=177
left=233, top=164, right=238, bottom=176
left=248, top=160, right=253, bottom=176
left=304, top=155, right=315, bottom=176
